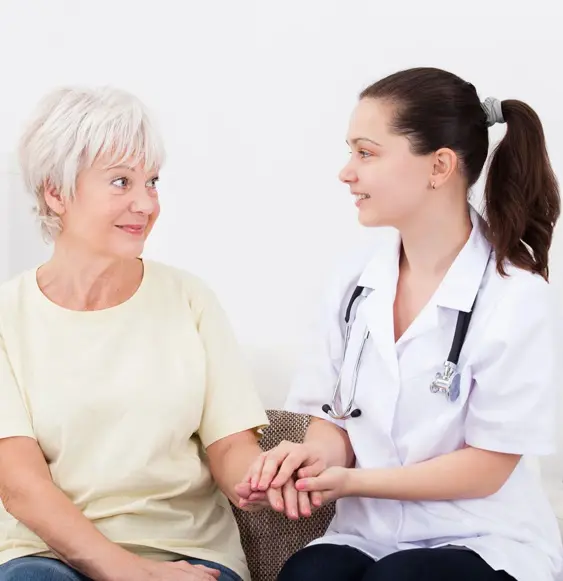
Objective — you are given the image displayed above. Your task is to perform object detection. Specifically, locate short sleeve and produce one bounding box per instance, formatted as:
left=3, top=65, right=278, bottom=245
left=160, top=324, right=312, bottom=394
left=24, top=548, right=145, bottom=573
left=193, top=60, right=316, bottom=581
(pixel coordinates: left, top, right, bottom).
left=0, top=331, right=35, bottom=441
left=192, top=282, right=269, bottom=449
left=465, top=276, right=560, bottom=456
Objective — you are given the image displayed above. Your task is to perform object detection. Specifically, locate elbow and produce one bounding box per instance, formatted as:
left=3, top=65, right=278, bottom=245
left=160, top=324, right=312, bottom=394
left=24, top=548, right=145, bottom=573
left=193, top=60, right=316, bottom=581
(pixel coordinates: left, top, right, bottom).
left=0, top=478, right=51, bottom=520
left=0, top=484, right=30, bottom=519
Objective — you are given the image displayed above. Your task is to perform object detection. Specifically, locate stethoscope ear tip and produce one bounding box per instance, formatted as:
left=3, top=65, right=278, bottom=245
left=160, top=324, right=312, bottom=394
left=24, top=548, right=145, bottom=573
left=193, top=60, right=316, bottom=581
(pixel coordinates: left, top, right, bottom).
left=350, top=408, right=362, bottom=418
left=321, top=404, right=331, bottom=414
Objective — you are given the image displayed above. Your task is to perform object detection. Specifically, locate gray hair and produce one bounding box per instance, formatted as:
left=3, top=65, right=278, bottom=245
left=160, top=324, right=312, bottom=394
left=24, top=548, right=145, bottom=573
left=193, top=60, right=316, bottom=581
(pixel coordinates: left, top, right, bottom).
left=18, top=86, right=166, bottom=241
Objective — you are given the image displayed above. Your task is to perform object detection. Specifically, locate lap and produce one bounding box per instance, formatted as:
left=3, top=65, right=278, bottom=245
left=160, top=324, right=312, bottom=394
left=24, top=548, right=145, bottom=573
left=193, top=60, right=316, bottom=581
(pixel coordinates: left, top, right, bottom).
left=277, top=544, right=515, bottom=581
left=0, top=556, right=242, bottom=581
left=184, top=558, right=242, bottom=581
left=277, top=544, right=374, bottom=581
left=0, top=557, right=88, bottom=580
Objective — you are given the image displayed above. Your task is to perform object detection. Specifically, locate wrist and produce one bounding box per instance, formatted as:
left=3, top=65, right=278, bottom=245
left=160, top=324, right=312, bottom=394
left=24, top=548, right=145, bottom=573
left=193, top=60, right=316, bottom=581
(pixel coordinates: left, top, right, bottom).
left=344, top=468, right=369, bottom=498
left=89, top=549, right=143, bottom=581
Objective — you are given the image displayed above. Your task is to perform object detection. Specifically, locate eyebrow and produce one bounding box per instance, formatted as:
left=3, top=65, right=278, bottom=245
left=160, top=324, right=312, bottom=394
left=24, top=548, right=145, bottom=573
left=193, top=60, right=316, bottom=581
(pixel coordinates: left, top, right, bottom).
left=347, top=137, right=382, bottom=147
left=105, top=164, right=159, bottom=176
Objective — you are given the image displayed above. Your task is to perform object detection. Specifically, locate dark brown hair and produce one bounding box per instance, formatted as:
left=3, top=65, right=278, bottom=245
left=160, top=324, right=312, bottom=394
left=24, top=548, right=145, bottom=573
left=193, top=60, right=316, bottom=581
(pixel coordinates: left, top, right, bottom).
left=360, top=67, right=560, bottom=280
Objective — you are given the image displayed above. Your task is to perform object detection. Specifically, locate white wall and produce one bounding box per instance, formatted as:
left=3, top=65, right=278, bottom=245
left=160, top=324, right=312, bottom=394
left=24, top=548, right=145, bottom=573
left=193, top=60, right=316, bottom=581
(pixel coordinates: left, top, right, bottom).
left=1, top=1, right=563, bottom=499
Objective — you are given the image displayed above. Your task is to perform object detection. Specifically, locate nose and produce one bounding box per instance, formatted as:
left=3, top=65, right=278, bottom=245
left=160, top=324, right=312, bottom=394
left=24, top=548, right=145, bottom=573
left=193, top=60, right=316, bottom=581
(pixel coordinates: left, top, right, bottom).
left=339, top=159, right=358, bottom=184
left=130, top=186, right=158, bottom=215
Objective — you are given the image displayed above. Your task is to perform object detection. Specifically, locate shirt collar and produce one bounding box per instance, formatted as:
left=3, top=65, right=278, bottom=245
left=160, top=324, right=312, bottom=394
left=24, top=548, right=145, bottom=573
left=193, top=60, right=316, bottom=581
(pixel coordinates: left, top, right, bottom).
left=357, top=205, right=492, bottom=313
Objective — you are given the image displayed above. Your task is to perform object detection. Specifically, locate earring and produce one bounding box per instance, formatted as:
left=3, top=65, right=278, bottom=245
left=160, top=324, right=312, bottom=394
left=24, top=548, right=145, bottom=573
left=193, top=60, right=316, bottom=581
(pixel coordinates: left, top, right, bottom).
left=431, top=181, right=436, bottom=190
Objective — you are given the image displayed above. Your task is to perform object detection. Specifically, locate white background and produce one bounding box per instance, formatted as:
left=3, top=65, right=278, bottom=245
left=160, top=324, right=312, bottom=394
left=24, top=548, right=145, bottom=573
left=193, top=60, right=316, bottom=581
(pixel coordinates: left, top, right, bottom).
left=1, top=1, right=563, bottom=501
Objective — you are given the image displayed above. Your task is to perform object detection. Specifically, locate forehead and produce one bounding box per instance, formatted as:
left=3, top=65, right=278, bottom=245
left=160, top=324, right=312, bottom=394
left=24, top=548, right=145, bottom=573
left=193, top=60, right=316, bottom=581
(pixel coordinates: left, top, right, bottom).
left=91, top=153, right=159, bottom=174
left=347, top=98, right=394, bottom=141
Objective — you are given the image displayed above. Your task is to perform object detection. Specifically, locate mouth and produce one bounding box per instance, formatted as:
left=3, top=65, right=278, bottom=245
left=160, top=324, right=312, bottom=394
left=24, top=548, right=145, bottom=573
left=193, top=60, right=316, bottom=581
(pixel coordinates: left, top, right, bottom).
left=352, top=193, right=371, bottom=206
left=116, top=225, right=146, bottom=236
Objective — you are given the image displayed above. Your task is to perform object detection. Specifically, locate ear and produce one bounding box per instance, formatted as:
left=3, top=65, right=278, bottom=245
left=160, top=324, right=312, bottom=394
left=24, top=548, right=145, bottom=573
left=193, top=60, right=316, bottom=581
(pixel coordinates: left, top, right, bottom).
left=429, top=147, right=458, bottom=189
left=43, top=182, right=66, bottom=216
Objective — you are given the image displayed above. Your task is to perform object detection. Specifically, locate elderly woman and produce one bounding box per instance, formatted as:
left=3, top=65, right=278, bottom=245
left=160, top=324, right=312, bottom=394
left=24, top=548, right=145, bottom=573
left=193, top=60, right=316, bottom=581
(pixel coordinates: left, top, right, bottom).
left=0, top=87, right=269, bottom=581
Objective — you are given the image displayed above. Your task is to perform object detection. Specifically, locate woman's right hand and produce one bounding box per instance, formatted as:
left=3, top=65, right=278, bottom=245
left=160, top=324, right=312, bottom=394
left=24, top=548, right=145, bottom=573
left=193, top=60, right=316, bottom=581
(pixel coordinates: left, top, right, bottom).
left=113, top=556, right=221, bottom=581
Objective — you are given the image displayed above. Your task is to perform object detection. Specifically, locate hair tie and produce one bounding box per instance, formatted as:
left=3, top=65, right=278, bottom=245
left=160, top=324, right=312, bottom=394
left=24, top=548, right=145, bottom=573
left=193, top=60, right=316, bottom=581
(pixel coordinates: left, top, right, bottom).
left=481, top=97, right=505, bottom=127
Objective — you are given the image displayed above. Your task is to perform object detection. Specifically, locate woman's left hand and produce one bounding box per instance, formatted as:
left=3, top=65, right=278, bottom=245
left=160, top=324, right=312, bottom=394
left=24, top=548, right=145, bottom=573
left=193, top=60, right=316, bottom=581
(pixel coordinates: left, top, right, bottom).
left=294, top=466, right=352, bottom=504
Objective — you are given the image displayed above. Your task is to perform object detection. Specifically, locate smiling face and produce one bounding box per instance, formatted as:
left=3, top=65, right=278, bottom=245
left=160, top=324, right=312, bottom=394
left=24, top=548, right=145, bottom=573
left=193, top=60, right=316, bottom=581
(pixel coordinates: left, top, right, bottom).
left=339, top=98, right=435, bottom=229
left=45, top=157, right=160, bottom=259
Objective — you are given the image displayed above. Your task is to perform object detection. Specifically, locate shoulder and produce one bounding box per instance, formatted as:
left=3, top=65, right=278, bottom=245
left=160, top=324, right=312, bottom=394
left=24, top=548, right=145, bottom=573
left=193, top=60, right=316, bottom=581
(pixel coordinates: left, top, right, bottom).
left=480, top=259, right=558, bottom=338
left=322, top=227, right=395, bottom=310
left=0, top=269, right=36, bottom=314
left=143, top=260, right=222, bottom=316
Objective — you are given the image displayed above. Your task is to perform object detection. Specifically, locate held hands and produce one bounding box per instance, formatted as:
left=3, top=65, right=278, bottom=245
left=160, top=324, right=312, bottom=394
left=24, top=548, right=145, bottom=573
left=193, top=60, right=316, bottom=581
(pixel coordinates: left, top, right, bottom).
left=234, top=441, right=352, bottom=519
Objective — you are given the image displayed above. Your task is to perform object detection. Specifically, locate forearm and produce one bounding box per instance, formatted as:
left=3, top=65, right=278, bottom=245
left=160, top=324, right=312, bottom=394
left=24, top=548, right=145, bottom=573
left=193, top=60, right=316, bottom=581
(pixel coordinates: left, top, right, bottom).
left=347, top=446, right=520, bottom=501
left=5, top=479, right=137, bottom=580
left=305, top=418, right=355, bottom=469
left=210, top=432, right=263, bottom=504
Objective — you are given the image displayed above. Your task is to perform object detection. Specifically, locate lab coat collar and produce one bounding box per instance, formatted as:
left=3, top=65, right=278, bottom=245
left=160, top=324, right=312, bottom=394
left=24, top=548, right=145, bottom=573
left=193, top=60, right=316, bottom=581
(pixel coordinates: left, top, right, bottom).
left=433, top=206, right=492, bottom=313
left=357, top=205, right=492, bottom=313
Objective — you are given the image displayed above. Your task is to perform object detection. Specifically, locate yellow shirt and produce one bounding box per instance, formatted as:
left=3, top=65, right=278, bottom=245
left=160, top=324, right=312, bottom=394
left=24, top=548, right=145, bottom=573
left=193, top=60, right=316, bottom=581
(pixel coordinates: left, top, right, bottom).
left=0, top=260, right=268, bottom=580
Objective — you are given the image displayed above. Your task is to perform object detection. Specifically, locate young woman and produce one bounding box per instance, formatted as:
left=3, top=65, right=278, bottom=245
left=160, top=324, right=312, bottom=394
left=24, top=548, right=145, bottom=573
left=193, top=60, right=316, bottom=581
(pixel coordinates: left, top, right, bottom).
left=237, top=67, right=562, bottom=581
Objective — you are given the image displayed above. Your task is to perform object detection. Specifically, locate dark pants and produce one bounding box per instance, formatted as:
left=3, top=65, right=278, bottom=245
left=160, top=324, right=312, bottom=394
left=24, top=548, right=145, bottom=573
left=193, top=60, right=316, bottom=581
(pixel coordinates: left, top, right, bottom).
left=0, top=556, right=242, bottom=581
left=277, top=544, right=515, bottom=581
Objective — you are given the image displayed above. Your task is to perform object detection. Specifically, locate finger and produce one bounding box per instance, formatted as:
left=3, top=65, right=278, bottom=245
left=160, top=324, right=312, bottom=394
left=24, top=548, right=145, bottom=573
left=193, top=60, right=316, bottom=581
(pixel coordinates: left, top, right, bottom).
left=311, top=491, right=324, bottom=508
left=266, top=486, right=285, bottom=513
left=270, top=451, right=308, bottom=489
left=258, top=449, right=290, bottom=491
left=296, top=460, right=325, bottom=479
left=282, top=480, right=299, bottom=520
left=295, top=476, right=324, bottom=492
left=249, top=453, right=267, bottom=490
left=297, top=490, right=312, bottom=518
left=194, top=564, right=221, bottom=578
left=238, top=498, right=269, bottom=512
left=248, top=491, right=267, bottom=501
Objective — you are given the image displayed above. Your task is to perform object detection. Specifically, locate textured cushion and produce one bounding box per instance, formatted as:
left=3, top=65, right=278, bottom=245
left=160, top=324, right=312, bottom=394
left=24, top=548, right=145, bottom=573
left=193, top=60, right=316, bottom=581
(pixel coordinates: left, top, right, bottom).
left=232, top=410, right=335, bottom=581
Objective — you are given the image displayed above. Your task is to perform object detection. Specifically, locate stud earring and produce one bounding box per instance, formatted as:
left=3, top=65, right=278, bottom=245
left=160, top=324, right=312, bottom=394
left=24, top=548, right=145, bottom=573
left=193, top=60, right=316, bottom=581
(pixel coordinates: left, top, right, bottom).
left=431, top=181, right=436, bottom=190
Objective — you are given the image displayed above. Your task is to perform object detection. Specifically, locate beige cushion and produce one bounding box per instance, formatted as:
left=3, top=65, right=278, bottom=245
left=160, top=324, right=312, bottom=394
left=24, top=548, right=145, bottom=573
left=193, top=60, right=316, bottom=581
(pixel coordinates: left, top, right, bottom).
left=232, top=410, right=335, bottom=581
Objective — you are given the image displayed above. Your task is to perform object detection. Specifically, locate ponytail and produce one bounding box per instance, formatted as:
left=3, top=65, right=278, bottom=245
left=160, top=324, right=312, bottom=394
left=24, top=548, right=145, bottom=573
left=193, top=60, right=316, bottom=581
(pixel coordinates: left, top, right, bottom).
left=484, top=100, right=560, bottom=281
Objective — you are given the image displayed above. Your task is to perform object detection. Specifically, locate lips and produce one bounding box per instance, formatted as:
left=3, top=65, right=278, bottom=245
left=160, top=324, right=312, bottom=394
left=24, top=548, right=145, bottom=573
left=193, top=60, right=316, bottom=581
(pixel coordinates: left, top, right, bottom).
left=116, top=225, right=145, bottom=235
left=352, top=193, right=371, bottom=201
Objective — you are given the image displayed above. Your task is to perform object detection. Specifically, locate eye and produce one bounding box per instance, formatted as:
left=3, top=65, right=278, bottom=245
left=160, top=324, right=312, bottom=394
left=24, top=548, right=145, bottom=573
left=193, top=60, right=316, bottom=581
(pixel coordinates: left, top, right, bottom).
left=147, top=176, right=159, bottom=188
left=111, top=177, right=128, bottom=188
left=358, top=149, right=372, bottom=159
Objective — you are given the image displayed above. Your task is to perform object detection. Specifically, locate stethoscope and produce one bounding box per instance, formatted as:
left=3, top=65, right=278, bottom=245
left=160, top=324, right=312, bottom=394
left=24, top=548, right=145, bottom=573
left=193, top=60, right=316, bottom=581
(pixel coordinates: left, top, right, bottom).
left=322, top=285, right=477, bottom=421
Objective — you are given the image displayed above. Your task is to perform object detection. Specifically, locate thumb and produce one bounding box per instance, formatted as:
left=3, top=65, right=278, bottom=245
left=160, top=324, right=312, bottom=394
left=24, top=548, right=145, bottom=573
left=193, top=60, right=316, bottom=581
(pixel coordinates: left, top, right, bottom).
left=194, top=564, right=221, bottom=578
left=295, top=475, right=324, bottom=492
left=235, top=482, right=253, bottom=498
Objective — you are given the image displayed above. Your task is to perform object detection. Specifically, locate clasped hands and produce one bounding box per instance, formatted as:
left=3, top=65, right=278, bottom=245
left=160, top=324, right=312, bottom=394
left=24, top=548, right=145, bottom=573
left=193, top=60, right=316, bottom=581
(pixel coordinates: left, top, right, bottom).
left=234, top=441, right=350, bottom=519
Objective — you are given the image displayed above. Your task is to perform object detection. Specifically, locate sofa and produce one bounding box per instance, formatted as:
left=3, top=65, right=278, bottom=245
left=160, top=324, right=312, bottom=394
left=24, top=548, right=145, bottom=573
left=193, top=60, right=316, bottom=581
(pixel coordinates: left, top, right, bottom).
left=232, top=410, right=335, bottom=581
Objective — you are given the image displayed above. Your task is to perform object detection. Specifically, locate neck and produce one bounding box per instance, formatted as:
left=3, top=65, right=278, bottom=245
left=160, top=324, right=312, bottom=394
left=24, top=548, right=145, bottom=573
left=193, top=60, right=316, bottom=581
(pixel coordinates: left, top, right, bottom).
left=37, top=238, right=143, bottom=311
left=399, top=198, right=472, bottom=278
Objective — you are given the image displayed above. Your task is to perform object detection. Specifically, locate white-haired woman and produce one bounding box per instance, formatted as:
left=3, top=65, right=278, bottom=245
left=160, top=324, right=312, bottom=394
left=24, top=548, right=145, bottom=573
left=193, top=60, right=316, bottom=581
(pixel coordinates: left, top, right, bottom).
left=0, top=87, right=269, bottom=581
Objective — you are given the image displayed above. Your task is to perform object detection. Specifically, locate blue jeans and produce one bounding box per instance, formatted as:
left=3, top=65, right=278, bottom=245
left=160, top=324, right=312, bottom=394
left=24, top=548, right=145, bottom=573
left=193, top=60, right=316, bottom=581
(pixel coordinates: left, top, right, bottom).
left=0, top=556, right=242, bottom=581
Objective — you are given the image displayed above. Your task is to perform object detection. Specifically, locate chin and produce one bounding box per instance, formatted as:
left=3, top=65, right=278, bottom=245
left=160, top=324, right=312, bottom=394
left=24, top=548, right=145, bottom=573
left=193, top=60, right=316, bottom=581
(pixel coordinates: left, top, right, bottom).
left=358, top=211, right=387, bottom=228
left=109, top=241, right=146, bottom=260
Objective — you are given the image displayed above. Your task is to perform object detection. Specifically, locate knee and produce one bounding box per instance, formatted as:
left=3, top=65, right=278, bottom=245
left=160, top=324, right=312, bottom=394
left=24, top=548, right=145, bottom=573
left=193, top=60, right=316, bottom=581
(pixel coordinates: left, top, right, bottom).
left=277, top=545, right=320, bottom=581
left=0, top=557, right=79, bottom=581
left=277, top=544, right=336, bottom=581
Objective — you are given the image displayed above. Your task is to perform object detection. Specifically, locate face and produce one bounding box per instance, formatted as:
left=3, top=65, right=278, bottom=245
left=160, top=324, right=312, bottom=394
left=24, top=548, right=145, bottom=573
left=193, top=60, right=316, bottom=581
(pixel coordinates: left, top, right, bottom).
left=339, top=98, right=435, bottom=229
left=48, top=157, right=160, bottom=259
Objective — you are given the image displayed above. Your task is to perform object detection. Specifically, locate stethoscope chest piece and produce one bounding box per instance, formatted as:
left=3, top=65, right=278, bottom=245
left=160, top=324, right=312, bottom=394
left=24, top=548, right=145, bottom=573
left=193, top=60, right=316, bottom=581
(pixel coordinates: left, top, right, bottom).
left=430, top=361, right=461, bottom=402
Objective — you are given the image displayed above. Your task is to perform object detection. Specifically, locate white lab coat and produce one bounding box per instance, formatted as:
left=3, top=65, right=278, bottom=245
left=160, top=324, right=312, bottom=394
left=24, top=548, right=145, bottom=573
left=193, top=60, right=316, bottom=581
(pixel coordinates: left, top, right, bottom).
left=285, top=207, right=563, bottom=581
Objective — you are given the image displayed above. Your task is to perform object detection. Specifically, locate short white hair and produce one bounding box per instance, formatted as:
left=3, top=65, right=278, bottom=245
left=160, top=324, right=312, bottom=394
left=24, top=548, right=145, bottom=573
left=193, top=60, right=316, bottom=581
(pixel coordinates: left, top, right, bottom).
left=18, top=85, right=166, bottom=240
